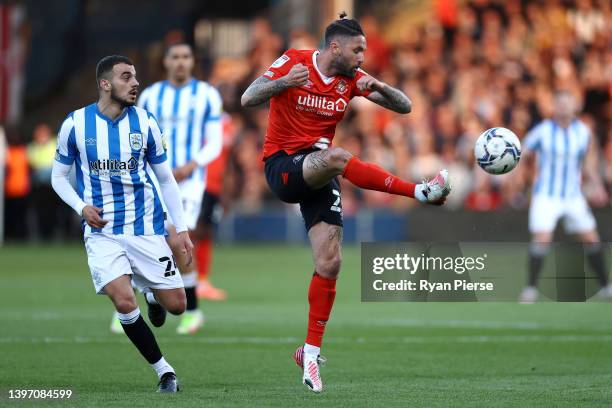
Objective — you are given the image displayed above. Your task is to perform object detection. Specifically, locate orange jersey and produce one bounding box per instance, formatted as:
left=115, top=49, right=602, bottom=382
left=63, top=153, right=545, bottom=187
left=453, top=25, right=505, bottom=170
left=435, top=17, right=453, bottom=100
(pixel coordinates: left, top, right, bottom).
left=206, top=113, right=234, bottom=195
left=262, top=49, right=371, bottom=159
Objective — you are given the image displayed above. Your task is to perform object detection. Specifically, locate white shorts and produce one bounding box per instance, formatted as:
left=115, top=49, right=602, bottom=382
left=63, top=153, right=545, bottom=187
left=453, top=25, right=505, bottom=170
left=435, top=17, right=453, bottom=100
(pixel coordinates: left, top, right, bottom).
left=178, top=179, right=204, bottom=230
left=529, top=195, right=596, bottom=234
left=181, top=197, right=202, bottom=231
left=84, top=233, right=184, bottom=294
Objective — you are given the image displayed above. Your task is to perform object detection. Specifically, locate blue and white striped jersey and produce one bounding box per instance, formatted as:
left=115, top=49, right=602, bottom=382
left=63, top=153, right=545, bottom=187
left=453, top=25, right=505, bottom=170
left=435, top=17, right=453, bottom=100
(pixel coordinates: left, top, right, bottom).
left=137, top=79, right=222, bottom=182
left=523, top=119, right=591, bottom=199
left=55, top=103, right=167, bottom=235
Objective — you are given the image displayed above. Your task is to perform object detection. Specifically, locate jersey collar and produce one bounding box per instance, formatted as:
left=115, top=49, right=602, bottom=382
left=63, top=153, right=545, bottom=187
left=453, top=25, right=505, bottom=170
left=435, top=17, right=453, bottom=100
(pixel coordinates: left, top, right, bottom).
left=312, top=51, right=335, bottom=85
left=94, top=103, right=129, bottom=125
left=166, top=77, right=196, bottom=90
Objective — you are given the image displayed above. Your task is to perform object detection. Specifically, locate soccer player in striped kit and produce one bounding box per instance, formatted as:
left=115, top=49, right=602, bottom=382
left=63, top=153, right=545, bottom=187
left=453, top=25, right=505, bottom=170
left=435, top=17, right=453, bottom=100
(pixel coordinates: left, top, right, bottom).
left=131, top=43, right=222, bottom=334
left=52, top=55, right=191, bottom=392
left=519, top=90, right=611, bottom=303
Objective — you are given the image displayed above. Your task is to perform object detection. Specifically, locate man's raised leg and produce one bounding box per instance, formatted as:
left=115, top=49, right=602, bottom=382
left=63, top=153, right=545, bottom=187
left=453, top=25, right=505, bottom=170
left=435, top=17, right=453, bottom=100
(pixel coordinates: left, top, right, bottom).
left=302, top=147, right=448, bottom=203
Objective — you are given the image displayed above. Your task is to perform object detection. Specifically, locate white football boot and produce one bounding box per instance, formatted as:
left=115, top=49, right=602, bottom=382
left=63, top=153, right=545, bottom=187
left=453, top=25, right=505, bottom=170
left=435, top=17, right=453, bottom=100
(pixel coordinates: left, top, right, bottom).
left=519, top=286, right=538, bottom=304
left=417, top=169, right=451, bottom=204
left=595, top=284, right=612, bottom=300
left=293, top=345, right=326, bottom=393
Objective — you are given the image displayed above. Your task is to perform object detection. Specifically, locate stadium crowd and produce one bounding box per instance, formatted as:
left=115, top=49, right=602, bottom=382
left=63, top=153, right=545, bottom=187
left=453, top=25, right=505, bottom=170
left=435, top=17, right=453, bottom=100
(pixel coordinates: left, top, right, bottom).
left=3, top=0, right=612, bottom=240
left=214, top=0, right=612, bottom=214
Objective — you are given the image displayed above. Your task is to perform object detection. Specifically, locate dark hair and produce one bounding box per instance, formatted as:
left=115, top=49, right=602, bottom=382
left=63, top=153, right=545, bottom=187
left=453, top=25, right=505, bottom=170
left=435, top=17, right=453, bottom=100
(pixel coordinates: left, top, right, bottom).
left=324, top=12, right=365, bottom=46
left=96, top=55, right=134, bottom=85
left=165, top=42, right=193, bottom=57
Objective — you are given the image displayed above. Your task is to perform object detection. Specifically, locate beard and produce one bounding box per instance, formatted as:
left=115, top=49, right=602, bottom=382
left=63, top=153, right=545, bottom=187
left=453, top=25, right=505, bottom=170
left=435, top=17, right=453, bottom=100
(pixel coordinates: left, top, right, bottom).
left=333, top=56, right=357, bottom=77
left=344, top=66, right=357, bottom=78
left=110, top=88, right=136, bottom=107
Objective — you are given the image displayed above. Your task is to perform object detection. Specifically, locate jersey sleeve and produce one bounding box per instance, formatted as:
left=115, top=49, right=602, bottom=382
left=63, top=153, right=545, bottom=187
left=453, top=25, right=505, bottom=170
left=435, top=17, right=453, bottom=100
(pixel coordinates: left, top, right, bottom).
left=206, top=85, right=223, bottom=121
left=522, top=124, right=543, bottom=152
left=262, top=49, right=298, bottom=80
left=55, top=114, right=78, bottom=165
left=351, top=68, right=373, bottom=98
left=577, top=121, right=592, bottom=156
left=137, top=87, right=150, bottom=112
left=194, top=86, right=223, bottom=167
left=145, top=112, right=168, bottom=164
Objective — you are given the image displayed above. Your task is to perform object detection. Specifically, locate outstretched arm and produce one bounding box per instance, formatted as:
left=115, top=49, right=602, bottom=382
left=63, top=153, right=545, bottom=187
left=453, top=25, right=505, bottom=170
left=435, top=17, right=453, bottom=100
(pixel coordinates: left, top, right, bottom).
left=357, top=76, right=412, bottom=114
left=241, top=63, right=309, bottom=107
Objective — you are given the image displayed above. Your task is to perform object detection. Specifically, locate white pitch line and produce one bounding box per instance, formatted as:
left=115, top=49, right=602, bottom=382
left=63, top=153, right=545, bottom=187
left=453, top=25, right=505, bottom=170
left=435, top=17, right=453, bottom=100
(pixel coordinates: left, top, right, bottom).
left=1, top=335, right=612, bottom=345
left=1, top=312, right=611, bottom=332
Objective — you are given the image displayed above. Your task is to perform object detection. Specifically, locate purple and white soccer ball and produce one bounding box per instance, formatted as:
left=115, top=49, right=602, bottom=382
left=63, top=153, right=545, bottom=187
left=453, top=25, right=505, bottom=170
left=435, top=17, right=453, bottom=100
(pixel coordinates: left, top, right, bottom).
left=474, top=127, right=521, bottom=175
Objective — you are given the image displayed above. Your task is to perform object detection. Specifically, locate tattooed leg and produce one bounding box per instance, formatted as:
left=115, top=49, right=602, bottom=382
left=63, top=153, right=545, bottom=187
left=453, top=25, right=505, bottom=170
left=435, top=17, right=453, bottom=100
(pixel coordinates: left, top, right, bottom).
left=303, top=148, right=353, bottom=189
left=308, top=222, right=343, bottom=279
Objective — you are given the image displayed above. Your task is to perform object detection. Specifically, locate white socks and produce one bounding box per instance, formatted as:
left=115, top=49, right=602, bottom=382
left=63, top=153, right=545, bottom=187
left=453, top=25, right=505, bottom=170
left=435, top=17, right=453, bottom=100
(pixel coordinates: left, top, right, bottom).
left=145, top=292, right=158, bottom=305
left=116, top=308, right=140, bottom=325
left=151, top=357, right=175, bottom=379
left=304, top=343, right=320, bottom=357
left=181, top=271, right=197, bottom=288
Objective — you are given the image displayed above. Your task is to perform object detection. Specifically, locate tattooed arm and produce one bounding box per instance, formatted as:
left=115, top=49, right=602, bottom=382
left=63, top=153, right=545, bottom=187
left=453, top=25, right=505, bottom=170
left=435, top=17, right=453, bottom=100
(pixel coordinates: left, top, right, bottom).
left=356, top=76, right=412, bottom=114
left=241, top=76, right=288, bottom=107
left=241, top=63, right=309, bottom=107
left=366, top=84, right=412, bottom=114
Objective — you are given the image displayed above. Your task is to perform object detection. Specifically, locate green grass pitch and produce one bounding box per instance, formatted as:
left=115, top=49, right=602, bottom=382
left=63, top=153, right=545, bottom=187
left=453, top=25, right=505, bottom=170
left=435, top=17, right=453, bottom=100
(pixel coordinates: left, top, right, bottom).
left=1, top=243, right=611, bottom=407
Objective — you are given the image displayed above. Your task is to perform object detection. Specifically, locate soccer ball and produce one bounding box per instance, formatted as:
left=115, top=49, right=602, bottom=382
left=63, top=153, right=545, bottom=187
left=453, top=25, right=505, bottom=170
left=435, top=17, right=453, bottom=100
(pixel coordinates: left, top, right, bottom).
left=474, top=127, right=521, bottom=175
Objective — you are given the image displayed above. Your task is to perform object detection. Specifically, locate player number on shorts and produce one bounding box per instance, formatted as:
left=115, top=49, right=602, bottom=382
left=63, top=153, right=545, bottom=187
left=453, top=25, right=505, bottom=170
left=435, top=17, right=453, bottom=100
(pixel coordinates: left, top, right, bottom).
left=331, top=189, right=341, bottom=213
left=159, top=256, right=177, bottom=277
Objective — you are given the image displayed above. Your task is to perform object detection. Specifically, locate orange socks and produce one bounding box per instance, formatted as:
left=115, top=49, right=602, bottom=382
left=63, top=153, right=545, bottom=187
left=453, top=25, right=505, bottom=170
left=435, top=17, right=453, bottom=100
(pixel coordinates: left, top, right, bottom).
left=342, top=156, right=416, bottom=197
left=306, top=273, right=337, bottom=347
left=195, top=239, right=212, bottom=280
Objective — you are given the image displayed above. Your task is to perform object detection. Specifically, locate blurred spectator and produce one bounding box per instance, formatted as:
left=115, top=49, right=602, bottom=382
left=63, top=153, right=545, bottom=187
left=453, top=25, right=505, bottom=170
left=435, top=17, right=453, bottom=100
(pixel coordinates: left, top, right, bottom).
left=27, top=123, right=70, bottom=239
left=4, top=127, right=30, bottom=240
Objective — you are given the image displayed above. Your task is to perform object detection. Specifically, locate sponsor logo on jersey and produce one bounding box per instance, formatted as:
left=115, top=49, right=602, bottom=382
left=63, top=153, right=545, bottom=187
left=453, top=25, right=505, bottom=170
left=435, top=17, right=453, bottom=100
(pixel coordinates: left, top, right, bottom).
left=270, top=54, right=290, bottom=68
left=297, top=95, right=347, bottom=113
left=85, top=138, right=96, bottom=146
left=129, top=132, right=143, bottom=150
left=89, top=157, right=138, bottom=176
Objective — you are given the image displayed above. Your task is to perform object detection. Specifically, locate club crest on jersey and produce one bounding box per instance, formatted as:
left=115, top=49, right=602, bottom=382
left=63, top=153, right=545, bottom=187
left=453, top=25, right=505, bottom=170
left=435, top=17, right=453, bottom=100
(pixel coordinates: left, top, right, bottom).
left=335, top=80, right=348, bottom=95
left=129, top=132, right=143, bottom=150
left=161, top=134, right=168, bottom=151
